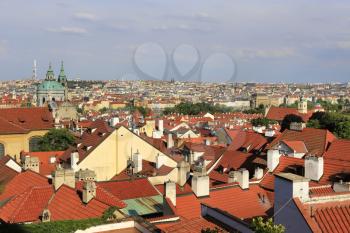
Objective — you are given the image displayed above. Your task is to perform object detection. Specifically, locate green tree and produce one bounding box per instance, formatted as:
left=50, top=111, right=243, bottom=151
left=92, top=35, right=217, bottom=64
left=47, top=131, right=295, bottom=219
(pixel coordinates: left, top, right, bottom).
left=38, top=128, right=75, bottom=151
left=251, top=118, right=276, bottom=127
left=99, top=107, right=109, bottom=114
left=335, top=121, right=350, bottom=139
left=251, top=217, right=285, bottom=233
left=281, top=114, right=303, bottom=131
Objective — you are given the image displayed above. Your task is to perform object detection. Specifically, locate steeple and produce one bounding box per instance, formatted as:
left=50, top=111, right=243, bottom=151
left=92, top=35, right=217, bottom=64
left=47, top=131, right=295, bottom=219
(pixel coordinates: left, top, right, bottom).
left=58, top=61, right=67, bottom=84
left=46, top=62, right=55, bottom=81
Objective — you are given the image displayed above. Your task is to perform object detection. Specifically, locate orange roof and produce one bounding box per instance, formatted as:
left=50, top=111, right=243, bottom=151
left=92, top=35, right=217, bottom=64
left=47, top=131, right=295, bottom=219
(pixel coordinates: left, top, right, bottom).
left=266, top=106, right=312, bottom=122
left=281, top=140, right=308, bottom=153
left=324, top=139, right=350, bottom=162
left=22, top=151, right=65, bottom=176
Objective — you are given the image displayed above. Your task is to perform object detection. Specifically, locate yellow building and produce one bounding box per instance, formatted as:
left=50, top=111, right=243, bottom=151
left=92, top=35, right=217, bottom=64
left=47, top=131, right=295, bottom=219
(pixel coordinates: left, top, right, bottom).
left=63, top=121, right=183, bottom=185
left=0, top=107, right=54, bottom=160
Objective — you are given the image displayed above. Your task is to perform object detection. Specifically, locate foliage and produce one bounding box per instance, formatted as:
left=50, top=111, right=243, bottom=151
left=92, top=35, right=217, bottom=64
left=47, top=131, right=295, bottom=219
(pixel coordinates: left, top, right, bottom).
left=201, top=227, right=224, bottom=233
left=279, top=101, right=315, bottom=110
left=281, top=114, right=303, bottom=131
left=316, top=100, right=343, bottom=112
left=243, top=104, right=265, bottom=114
left=251, top=217, right=285, bottom=233
left=37, top=128, right=75, bottom=151
left=76, top=107, right=84, bottom=114
left=307, top=112, right=350, bottom=139
left=251, top=117, right=276, bottom=127
left=163, top=102, right=234, bottom=115
left=0, top=207, right=120, bottom=233
left=99, top=107, right=109, bottom=114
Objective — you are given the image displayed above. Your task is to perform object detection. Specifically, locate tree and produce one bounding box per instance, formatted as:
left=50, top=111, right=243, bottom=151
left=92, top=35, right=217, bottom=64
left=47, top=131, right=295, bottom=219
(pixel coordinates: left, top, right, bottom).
left=281, top=114, right=303, bottom=131
left=251, top=217, right=285, bottom=233
left=38, top=128, right=75, bottom=151
left=201, top=227, right=224, bottom=233
left=335, top=121, right=350, bottom=139
left=251, top=118, right=276, bottom=127
left=308, top=112, right=350, bottom=138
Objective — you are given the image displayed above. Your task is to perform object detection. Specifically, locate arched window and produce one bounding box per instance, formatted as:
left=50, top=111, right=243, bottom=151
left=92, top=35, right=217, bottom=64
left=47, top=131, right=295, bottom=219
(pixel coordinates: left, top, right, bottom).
left=29, top=136, right=42, bottom=152
left=0, top=143, right=4, bottom=158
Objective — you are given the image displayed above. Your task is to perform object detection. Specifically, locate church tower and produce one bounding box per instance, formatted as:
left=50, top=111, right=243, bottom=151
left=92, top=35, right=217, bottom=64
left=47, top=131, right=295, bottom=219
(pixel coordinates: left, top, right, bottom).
left=58, top=61, right=68, bottom=101
left=46, top=63, right=55, bottom=81
left=298, top=97, right=308, bottom=114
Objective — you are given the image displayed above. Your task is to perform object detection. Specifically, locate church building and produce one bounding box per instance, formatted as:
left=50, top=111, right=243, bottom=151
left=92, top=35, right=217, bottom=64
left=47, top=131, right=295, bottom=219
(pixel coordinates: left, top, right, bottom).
left=36, top=62, right=68, bottom=106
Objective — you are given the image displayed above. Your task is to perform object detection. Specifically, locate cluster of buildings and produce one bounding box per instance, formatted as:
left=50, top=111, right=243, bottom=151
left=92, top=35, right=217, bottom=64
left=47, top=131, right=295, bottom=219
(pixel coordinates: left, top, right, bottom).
left=0, top=66, right=349, bottom=232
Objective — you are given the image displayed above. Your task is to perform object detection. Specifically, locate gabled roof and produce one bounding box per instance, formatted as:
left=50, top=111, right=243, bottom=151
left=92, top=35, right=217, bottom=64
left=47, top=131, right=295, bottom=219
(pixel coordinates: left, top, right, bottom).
left=267, top=128, right=336, bottom=156
left=281, top=140, right=308, bottom=153
left=0, top=107, right=54, bottom=134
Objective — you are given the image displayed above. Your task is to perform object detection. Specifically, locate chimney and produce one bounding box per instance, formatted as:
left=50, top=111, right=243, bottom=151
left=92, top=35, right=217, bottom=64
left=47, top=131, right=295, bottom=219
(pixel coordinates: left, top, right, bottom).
left=156, top=153, right=166, bottom=169
left=192, top=169, right=209, bottom=197
left=333, top=180, right=350, bottom=192
left=237, top=168, right=249, bottom=190
left=254, top=167, right=264, bottom=180
left=228, top=170, right=238, bottom=183
left=204, top=139, right=210, bottom=146
left=165, top=181, right=176, bottom=206
left=167, top=133, right=174, bottom=149
left=177, top=161, right=190, bottom=186
left=70, top=152, right=79, bottom=171
left=304, top=156, right=324, bottom=181
left=275, top=172, right=309, bottom=202
left=76, top=168, right=97, bottom=181
left=23, top=156, right=40, bottom=173
left=290, top=122, right=306, bottom=131
left=132, top=150, right=142, bottom=173
left=82, top=180, right=96, bottom=203
left=158, top=119, right=164, bottom=132
left=267, top=149, right=281, bottom=172
left=52, top=168, right=75, bottom=190
left=41, top=209, right=51, bottom=223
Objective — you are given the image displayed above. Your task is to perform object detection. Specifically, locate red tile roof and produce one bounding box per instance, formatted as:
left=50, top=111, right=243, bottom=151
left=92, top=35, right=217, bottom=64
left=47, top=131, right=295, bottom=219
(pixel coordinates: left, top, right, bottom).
left=48, top=185, right=110, bottom=221
left=98, top=178, right=160, bottom=200
left=21, top=151, right=65, bottom=176
left=0, top=107, right=54, bottom=134
left=281, top=140, right=308, bottom=153
left=267, top=128, right=336, bottom=156
left=324, top=139, right=350, bottom=162
left=0, top=156, right=20, bottom=187
left=0, top=185, right=54, bottom=223
left=266, top=106, right=312, bottom=122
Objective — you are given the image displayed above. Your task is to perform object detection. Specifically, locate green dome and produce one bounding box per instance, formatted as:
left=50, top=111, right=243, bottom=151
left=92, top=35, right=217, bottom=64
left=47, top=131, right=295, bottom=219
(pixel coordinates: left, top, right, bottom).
left=37, top=80, right=65, bottom=91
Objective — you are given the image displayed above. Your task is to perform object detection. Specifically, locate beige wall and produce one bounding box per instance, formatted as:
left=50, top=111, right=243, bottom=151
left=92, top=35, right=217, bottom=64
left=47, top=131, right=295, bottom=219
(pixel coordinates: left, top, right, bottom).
left=78, top=130, right=118, bottom=181
left=0, top=130, right=49, bottom=161
left=116, top=127, right=177, bottom=174
left=147, top=168, right=178, bottom=185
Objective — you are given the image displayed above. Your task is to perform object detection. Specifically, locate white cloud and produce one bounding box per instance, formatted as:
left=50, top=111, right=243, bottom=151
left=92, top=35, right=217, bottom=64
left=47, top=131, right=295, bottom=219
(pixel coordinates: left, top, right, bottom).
left=235, top=48, right=297, bottom=59
left=73, top=12, right=97, bottom=21
left=46, top=27, right=88, bottom=35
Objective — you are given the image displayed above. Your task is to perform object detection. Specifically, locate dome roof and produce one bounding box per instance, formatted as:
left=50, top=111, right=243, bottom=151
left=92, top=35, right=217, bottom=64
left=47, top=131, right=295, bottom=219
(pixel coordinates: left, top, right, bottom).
left=37, top=80, right=65, bottom=91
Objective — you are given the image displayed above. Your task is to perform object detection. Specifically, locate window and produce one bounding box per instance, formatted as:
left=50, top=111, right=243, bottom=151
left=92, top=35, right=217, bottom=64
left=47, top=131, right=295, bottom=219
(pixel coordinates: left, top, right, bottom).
left=29, top=136, right=42, bottom=152
left=0, top=143, right=4, bottom=157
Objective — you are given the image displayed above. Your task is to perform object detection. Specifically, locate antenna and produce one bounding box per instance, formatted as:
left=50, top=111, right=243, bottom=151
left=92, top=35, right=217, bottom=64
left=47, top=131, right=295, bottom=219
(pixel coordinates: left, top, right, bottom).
left=32, top=59, right=37, bottom=80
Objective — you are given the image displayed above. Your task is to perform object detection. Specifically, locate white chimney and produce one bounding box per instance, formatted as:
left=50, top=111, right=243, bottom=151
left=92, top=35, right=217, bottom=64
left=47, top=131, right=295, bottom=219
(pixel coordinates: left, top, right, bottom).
left=237, top=168, right=249, bottom=190
left=267, top=149, right=281, bottom=172
left=290, top=122, right=306, bottom=131
left=192, top=173, right=209, bottom=197
left=304, top=156, right=323, bottom=181
left=254, top=167, right=264, bottom=180
left=333, top=181, right=350, bottom=192
left=275, top=173, right=309, bottom=202
left=204, top=139, right=210, bottom=146
left=156, top=153, right=166, bottom=169
left=152, top=130, right=162, bottom=139
left=110, top=117, right=119, bottom=127
left=82, top=180, right=96, bottom=203
left=70, top=152, right=79, bottom=171
left=167, top=133, right=174, bottom=149
left=132, top=150, right=142, bottom=173
left=165, top=181, right=176, bottom=206
left=228, top=171, right=238, bottom=183
left=158, top=119, right=164, bottom=132
left=178, top=161, right=190, bottom=186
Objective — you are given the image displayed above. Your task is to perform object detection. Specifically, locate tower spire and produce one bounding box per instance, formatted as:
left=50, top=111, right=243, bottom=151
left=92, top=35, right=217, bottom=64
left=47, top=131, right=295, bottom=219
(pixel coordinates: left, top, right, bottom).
left=46, top=62, right=55, bottom=80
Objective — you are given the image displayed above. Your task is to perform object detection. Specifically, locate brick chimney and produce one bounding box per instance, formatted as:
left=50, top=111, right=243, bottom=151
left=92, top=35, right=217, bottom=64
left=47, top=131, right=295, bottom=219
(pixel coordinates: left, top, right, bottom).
left=52, top=168, right=75, bottom=190
left=237, top=168, right=249, bottom=190
left=267, top=149, right=281, bottom=172
left=165, top=181, right=176, bottom=206
left=82, top=180, right=96, bottom=203
left=304, top=155, right=323, bottom=181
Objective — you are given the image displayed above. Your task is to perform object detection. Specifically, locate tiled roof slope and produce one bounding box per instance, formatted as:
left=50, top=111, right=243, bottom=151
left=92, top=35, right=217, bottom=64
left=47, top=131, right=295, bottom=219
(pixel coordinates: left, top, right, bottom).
left=324, top=139, right=350, bottom=162
left=266, top=106, right=312, bottom=122
left=0, top=107, right=54, bottom=134
left=267, top=128, right=336, bottom=156
left=0, top=156, right=20, bottom=186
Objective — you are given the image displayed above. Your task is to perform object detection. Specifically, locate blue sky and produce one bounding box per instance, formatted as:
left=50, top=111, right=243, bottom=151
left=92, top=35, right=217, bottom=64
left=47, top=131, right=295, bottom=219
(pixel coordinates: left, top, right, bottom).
left=0, top=0, right=349, bottom=83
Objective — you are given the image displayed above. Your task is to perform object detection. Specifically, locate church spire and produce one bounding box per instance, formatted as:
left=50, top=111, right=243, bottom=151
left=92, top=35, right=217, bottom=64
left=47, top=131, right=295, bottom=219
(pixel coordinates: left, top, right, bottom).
left=46, top=62, right=55, bottom=80
left=58, top=60, right=67, bottom=84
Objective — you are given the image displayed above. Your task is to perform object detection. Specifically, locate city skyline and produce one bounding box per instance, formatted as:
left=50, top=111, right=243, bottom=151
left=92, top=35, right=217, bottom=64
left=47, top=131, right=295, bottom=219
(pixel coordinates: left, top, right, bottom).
left=0, top=0, right=350, bottom=83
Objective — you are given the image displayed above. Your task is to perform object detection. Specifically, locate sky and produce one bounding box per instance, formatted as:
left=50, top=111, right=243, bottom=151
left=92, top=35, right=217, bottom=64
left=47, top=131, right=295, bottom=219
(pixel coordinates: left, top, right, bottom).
left=0, top=0, right=350, bottom=83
